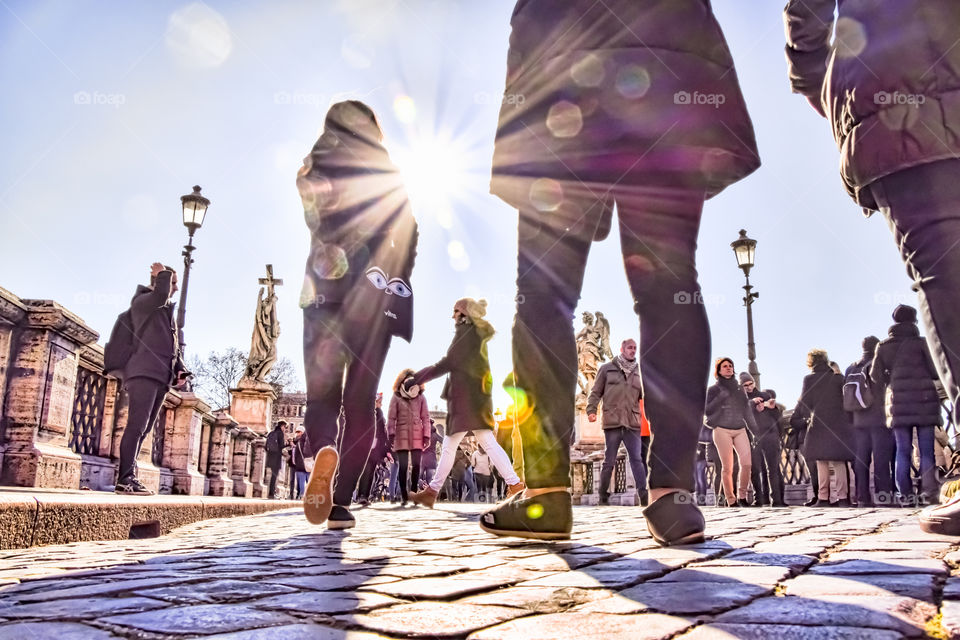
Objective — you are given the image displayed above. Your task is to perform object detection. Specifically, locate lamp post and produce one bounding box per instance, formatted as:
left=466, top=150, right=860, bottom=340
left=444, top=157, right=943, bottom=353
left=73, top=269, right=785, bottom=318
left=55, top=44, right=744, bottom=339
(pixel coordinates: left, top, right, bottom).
left=731, top=229, right=760, bottom=388
left=177, top=185, right=210, bottom=356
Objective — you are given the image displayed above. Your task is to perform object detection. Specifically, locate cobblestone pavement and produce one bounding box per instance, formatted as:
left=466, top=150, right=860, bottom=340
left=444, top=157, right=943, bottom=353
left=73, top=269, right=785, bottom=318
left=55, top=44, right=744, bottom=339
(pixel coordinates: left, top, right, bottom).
left=1, top=503, right=960, bottom=639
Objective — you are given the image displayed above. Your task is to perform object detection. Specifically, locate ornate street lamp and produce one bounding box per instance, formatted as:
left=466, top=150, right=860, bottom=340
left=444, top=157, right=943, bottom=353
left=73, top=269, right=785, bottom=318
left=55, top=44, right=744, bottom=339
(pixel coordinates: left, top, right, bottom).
left=731, top=229, right=760, bottom=387
left=177, top=185, right=210, bottom=346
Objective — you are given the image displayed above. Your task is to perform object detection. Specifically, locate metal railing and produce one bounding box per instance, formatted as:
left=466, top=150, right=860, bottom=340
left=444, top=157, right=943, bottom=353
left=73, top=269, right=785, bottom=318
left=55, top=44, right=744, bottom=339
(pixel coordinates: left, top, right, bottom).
left=70, top=366, right=107, bottom=455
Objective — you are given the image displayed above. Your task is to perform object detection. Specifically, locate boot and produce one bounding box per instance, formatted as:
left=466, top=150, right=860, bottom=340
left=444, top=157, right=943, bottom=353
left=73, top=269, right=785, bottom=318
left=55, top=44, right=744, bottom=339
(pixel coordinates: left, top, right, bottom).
left=411, top=486, right=438, bottom=508
left=506, top=481, right=525, bottom=499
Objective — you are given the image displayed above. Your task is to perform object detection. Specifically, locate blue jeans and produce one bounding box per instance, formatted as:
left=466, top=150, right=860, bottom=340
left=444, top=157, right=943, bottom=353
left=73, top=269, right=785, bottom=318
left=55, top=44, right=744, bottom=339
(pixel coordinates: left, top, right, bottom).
left=599, top=426, right=648, bottom=499
left=389, top=459, right=400, bottom=501
left=893, top=426, right=937, bottom=498
left=295, top=471, right=309, bottom=499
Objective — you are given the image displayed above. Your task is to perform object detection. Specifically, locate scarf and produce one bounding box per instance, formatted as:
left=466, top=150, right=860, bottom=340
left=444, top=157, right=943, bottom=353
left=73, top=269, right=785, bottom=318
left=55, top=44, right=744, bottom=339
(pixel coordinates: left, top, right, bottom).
left=616, top=354, right=638, bottom=377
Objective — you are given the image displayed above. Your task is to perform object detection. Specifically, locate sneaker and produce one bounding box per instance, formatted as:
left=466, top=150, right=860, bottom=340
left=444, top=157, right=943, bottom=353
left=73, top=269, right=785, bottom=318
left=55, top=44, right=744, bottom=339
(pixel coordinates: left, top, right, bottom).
left=327, top=505, right=356, bottom=530
left=506, top=481, right=526, bottom=499
left=115, top=478, right=154, bottom=496
left=919, top=493, right=960, bottom=536
left=832, top=498, right=852, bottom=508
left=643, top=491, right=705, bottom=546
left=479, top=490, right=572, bottom=540
left=812, top=499, right=833, bottom=507
left=304, top=446, right=339, bottom=525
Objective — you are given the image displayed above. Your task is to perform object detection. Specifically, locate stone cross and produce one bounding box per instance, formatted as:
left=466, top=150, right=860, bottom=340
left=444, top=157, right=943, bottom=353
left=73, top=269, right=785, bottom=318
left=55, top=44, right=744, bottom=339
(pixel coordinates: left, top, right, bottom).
left=259, top=264, right=283, bottom=298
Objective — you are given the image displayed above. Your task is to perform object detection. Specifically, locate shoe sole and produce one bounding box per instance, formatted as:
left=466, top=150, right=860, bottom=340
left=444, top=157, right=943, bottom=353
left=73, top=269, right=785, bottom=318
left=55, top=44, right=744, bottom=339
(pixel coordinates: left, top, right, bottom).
left=651, top=531, right=706, bottom=547
left=304, top=447, right=339, bottom=525
left=326, top=519, right=356, bottom=530
left=478, top=520, right=571, bottom=540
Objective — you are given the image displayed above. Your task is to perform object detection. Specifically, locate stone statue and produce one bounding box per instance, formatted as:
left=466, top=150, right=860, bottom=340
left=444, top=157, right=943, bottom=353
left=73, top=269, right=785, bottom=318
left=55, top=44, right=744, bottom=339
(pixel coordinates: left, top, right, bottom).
left=575, top=312, right=602, bottom=408
left=245, top=265, right=283, bottom=382
left=595, top=311, right=614, bottom=361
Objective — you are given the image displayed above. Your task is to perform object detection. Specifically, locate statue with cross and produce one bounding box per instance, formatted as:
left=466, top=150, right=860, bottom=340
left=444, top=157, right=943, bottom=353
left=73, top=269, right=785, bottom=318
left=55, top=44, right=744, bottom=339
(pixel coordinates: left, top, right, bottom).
left=245, top=264, right=283, bottom=382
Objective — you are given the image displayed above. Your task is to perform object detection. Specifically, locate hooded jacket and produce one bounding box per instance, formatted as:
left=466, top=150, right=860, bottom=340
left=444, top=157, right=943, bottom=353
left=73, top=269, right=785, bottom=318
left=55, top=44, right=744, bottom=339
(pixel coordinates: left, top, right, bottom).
left=125, top=269, right=185, bottom=386
left=871, top=312, right=942, bottom=429
left=784, top=1, right=960, bottom=210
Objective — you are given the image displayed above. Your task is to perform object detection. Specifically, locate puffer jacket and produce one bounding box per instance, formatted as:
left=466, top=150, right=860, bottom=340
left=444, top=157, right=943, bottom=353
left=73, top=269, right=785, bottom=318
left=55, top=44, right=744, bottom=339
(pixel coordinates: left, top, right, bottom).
left=586, top=360, right=643, bottom=430
left=491, top=0, right=760, bottom=214
left=704, top=376, right=758, bottom=432
left=784, top=1, right=960, bottom=210
left=871, top=323, right=942, bottom=429
left=387, top=393, right=431, bottom=452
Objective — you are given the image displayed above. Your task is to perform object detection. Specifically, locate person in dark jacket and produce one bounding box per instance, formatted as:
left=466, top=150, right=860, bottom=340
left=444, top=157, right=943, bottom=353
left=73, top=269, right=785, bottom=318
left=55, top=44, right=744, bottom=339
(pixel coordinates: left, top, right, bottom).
left=871, top=305, right=943, bottom=505
left=586, top=339, right=648, bottom=506
left=116, top=262, right=189, bottom=495
left=387, top=370, right=431, bottom=506
left=419, top=420, right=441, bottom=488
left=264, top=421, right=287, bottom=499
left=845, top=336, right=896, bottom=507
left=356, top=393, right=389, bottom=506
left=704, top=360, right=758, bottom=507
left=746, top=382, right=785, bottom=508
left=298, top=100, right=419, bottom=530
left=290, top=426, right=309, bottom=500
left=784, top=1, right=960, bottom=439
left=409, top=298, right=524, bottom=508
left=485, top=0, right=759, bottom=546
left=791, top=349, right=854, bottom=507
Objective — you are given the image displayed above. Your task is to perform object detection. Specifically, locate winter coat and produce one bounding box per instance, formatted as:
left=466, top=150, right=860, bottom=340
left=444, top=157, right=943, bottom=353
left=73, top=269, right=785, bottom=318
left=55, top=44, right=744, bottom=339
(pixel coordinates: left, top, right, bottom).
left=747, top=388, right=781, bottom=439
left=265, top=427, right=285, bottom=468
left=844, top=353, right=886, bottom=429
left=586, top=360, right=643, bottom=430
left=791, top=364, right=854, bottom=462
left=704, top=377, right=758, bottom=433
left=387, top=393, right=431, bottom=452
left=421, top=425, right=442, bottom=469
left=414, top=319, right=494, bottom=435
left=291, top=437, right=308, bottom=473
left=784, top=1, right=960, bottom=210
left=871, top=323, right=942, bottom=429
left=125, top=269, right=185, bottom=386
left=491, top=0, right=760, bottom=215
left=297, top=126, right=418, bottom=341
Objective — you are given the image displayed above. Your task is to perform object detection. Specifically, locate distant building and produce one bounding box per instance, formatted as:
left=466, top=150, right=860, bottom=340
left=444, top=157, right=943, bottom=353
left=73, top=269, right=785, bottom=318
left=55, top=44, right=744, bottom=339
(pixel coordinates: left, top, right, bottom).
left=273, top=391, right=306, bottom=439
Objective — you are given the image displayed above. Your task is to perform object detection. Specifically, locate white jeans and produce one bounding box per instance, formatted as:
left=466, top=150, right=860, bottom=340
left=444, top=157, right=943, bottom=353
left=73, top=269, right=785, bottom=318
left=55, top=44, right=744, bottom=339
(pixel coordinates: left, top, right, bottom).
left=429, top=429, right=520, bottom=491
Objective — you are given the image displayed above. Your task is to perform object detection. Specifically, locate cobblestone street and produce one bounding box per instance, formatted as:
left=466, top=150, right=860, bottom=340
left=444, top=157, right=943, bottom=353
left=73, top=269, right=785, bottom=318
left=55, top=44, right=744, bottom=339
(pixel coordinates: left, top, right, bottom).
left=2, top=504, right=959, bottom=639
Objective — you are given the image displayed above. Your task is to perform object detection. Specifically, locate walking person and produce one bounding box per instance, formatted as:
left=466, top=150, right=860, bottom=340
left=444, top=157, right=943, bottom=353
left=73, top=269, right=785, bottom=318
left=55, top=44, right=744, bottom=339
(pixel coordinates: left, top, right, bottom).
left=264, top=421, right=287, bottom=499
left=419, top=420, right=441, bottom=489
left=409, top=298, right=525, bottom=508
left=356, top=393, right=390, bottom=506
left=845, top=336, right=896, bottom=507
left=587, top=339, right=649, bottom=507
left=704, top=361, right=758, bottom=507
left=472, top=445, right=493, bottom=502
left=484, top=0, right=759, bottom=543
left=113, top=262, right=189, bottom=495
left=744, top=380, right=785, bottom=507
left=791, top=349, right=854, bottom=507
left=387, top=370, right=431, bottom=506
left=871, top=306, right=942, bottom=506
left=290, top=426, right=310, bottom=500
left=298, top=100, right=419, bottom=529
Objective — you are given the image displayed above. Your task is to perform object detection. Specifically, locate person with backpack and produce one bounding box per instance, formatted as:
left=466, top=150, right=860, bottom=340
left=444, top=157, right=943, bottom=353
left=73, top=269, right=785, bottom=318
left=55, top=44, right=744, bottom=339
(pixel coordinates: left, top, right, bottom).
left=290, top=426, right=310, bottom=500
left=871, top=306, right=943, bottom=506
left=264, top=421, right=287, bottom=499
left=110, top=262, right=189, bottom=495
left=844, top=336, right=896, bottom=507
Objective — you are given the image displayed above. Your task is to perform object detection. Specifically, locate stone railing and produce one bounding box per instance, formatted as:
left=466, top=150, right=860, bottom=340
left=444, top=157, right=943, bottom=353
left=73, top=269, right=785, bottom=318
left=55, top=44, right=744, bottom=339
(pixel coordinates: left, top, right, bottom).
left=0, top=286, right=291, bottom=498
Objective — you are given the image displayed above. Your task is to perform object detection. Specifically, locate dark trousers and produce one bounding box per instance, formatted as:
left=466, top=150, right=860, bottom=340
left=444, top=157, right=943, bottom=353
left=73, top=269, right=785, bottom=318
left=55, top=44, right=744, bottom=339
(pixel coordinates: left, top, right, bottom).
left=893, top=425, right=938, bottom=499
left=357, top=453, right=382, bottom=500
left=871, top=159, right=960, bottom=425
left=118, top=377, right=168, bottom=484
left=396, top=449, right=422, bottom=503
left=303, top=305, right=392, bottom=507
left=266, top=457, right=282, bottom=499
left=750, top=433, right=784, bottom=505
left=513, top=184, right=707, bottom=491
left=599, top=427, right=648, bottom=498
left=853, top=424, right=895, bottom=504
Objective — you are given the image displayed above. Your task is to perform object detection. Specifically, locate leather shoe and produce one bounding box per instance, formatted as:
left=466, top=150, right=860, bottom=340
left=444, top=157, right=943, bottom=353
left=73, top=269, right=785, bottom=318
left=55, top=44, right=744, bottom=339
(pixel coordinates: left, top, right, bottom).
left=642, top=491, right=705, bottom=546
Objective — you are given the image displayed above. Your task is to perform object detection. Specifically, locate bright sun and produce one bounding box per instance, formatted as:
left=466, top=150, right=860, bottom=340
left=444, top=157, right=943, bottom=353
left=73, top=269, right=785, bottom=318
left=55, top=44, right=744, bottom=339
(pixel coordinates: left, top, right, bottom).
left=393, top=132, right=469, bottom=214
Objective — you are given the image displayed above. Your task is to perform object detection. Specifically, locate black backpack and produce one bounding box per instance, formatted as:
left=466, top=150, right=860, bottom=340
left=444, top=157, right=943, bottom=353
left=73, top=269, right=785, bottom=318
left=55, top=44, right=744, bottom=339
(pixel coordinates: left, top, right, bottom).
left=266, top=429, right=282, bottom=454
left=103, top=308, right=136, bottom=378
left=843, top=363, right=875, bottom=411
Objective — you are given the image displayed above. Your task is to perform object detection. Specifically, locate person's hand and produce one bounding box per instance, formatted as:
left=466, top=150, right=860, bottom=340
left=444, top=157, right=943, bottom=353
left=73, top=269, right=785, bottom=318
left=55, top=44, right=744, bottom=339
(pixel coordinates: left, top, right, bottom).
left=386, top=452, right=394, bottom=463
left=588, top=413, right=597, bottom=422
left=150, top=262, right=165, bottom=278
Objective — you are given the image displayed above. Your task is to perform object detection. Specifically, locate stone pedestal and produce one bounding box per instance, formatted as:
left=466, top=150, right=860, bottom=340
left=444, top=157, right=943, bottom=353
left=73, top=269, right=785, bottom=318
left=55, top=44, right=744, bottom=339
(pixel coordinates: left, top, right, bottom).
left=574, top=410, right=604, bottom=447
left=249, top=438, right=267, bottom=498
left=207, top=411, right=236, bottom=496
left=0, top=299, right=98, bottom=489
left=229, top=377, right=276, bottom=437
left=167, top=391, right=210, bottom=496
left=231, top=427, right=257, bottom=498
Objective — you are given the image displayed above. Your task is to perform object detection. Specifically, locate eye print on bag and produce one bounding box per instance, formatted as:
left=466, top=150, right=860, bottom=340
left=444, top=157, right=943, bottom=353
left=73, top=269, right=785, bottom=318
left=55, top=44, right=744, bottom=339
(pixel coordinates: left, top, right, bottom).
left=365, top=267, right=412, bottom=297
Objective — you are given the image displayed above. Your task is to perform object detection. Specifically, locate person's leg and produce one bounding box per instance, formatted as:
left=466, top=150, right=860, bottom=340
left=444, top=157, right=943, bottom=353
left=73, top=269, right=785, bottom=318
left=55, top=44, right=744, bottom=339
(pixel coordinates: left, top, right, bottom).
left=389, top=459, right=400, bottom=501
left=916, top=425, right=939, bottom=502
left=892, top=427, right=914, bottom=498
left=621, top=427, right=648, bottom=499
left=713, top=428, right=736, bottom=505
left=708, top=441, right=722, bottom=499
left=599, top=427, right=624, bottom=502
left=853, top=428, right=872, bottom=504
left=872, top=424, right=896, bottom=503
left=465, top=467, right=477, bottom=502
left=397, top=450, right=411, bottom=503
left=297, top=471, right=308, bottom=498
left=118, top=378, right=167, bottom=484
left=761, top=435, right=785, bottom=505
left=816, top=460, right=831, bottom=501
left=475, top=430, right=521, bottom=486
left=731, top=429, right=753, bottom=500
left=410, top=450, right=422, bottom=495
left=267, top=463, right=280, bottom=498
left=429, top=432, right=467, bottom=492
left=302, top=306, right=349, bottom=453
left=834, top=461, right=850, bottom=500
left=616, top=185, right=708, bottom=498
left=357, top=458, right=375, bottom=501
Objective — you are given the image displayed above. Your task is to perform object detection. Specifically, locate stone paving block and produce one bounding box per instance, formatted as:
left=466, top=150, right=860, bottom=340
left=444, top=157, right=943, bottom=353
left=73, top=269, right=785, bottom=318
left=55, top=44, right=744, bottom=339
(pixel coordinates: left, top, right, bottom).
left=133, top=579, right=299, bottom=604
left=697, top=550, right=816, bottom=572
left=753, top=541, right=837, bottom=556
left=785, top=572, right=935, bottom=601
left=458, top=586, right=613, bottom=613
left=941, top=599, right=960, bottom=639
left=361, top=573, right=533, bottom=600
left=573, top=581, right=771, bottom=615
left=203, top=623, right=388, bottom=639
left=826, top=550, right=942, bottom=562
left=467, top=611, right=693, bottom=640
left=678, top=622, right=903, bottom=639
left=250, top=590, right=399, bottom=615
left=841, top=539, right=951, bottom=552
left=515, top=566, right=652, bottom=590
left=944, top=550, right=960, bottom=566
left=648, top=564, right=791, bottom=585
left=8, top=576, right=197, bottom=603
left=101, top=604, right=296, bottom=635
left=271, top=574, right=399, bottom=591
left=0, top=596, right=166, bottom=620
left=809, top=558, right=947, bottom=576
left=0, top=621, right=121, bottom=639
left=342, top=601, right=526, bottom=638
left=715, top=595, right=936, bottom=637
left=943, top=577, right=960, bottom=599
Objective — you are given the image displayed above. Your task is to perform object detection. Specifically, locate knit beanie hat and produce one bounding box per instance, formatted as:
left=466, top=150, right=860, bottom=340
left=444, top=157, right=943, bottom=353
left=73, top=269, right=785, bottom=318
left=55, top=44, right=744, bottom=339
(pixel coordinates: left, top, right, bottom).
left=739, top=372, right=755, bottom=385
left=714, top=357, right=734, bottom=379
left=862, top=335, right=880, bottom=353
left=454, top=297, right=488, bottom=321
left=762, top=388, right=776, bottom=400
left=892, top=304, right=917, bottom=324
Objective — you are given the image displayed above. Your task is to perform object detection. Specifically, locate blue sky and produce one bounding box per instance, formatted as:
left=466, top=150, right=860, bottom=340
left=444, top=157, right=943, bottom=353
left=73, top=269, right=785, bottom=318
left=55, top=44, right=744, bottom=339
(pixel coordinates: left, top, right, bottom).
left=0, top=1, right=916, bottom=412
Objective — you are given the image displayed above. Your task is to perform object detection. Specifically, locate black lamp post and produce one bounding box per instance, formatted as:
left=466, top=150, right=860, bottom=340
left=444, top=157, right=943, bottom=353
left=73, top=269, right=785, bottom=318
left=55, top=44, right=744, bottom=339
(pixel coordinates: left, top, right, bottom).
left=177, top=186, right=210, bottom=351
left=731, top=229, right=760, bottom=388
